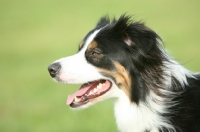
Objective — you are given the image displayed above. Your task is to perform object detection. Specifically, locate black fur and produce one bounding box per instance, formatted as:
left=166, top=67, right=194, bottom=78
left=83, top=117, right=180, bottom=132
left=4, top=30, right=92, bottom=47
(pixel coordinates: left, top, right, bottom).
left=84, top=14, right=200, bottom=132
left=167, top=75, right=200, bottom=132
left=86, top=15, right=167, bottom=103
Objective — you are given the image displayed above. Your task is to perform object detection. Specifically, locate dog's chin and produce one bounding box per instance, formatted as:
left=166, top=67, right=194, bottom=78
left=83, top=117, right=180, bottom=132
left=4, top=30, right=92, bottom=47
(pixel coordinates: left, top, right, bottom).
left=69, top=97, right=107, bottom=110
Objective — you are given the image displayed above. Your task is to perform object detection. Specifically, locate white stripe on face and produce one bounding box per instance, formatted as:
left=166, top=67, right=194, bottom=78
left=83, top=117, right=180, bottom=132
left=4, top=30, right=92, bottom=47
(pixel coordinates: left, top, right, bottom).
left=79, top=28, right=102, bottom=53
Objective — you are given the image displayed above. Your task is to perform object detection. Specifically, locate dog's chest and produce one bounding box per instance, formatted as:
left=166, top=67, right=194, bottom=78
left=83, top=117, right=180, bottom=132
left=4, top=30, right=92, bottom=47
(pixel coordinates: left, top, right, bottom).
left=113, top=97, right=160, bottom=132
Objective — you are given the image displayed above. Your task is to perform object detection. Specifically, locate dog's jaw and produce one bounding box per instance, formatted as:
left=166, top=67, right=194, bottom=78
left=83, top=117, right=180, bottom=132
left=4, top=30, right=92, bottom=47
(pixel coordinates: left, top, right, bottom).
left=69, top=82, right=122, bottom=110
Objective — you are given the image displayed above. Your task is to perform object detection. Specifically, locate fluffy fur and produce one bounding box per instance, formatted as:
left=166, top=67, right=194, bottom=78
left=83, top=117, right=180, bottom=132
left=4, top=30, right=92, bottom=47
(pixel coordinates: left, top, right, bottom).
left=48, top=14, right=200, bottom=132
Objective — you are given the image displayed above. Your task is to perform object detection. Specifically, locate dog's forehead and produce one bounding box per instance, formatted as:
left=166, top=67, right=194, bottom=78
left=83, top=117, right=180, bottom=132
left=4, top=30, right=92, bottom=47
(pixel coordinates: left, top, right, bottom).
left=80, top=24, right=109, bottom=51
left=79, top=29, right=102, bottom=52
left=85, top=29, right=101, bottom=48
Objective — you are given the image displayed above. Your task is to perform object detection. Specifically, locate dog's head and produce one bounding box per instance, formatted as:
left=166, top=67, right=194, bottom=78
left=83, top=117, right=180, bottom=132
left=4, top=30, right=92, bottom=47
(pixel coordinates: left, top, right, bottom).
left=48, top=15, right=163, bottom=109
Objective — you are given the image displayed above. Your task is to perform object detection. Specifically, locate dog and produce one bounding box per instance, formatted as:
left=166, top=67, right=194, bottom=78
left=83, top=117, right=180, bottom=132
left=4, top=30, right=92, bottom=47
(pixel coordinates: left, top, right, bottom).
left=48, top=14, right=200, bottom=132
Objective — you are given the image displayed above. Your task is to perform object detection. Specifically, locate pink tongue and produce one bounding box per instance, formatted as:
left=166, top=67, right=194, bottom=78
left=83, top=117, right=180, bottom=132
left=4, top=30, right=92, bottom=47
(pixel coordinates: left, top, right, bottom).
left=66, top=83, right=96, bottom=105
left=66, top=80, right=111, bottom=105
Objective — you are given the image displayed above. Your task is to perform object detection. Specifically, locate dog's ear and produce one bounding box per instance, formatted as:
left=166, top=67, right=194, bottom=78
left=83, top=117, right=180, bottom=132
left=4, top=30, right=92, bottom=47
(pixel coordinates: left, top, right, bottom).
left=127, top=22, right=161, bottom=55
left=112, top=15, right=161, bottom=54
left=109, top=14, right=131, bottom=44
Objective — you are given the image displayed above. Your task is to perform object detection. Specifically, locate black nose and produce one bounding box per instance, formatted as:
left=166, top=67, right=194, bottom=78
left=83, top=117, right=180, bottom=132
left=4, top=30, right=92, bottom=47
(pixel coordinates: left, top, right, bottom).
left=48, top=63, right=61, bottom=78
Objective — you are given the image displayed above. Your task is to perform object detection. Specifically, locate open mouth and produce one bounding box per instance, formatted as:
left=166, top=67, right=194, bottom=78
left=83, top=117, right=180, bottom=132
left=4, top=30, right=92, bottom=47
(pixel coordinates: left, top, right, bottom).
left=67, top=80, right=112, bottom=108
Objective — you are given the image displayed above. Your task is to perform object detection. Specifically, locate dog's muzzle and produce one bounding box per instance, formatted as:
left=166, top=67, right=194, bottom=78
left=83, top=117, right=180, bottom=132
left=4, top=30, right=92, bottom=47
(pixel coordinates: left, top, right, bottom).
left=48, top=62, right=61, bottom=78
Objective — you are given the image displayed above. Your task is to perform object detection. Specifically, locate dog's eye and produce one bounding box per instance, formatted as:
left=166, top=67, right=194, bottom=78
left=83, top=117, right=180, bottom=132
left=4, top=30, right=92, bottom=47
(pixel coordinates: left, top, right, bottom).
left=86, top=48, right=103, bottom=60
left=90, top=49, right=102, bottom=56
left=91, top=51, right=98, bottom=56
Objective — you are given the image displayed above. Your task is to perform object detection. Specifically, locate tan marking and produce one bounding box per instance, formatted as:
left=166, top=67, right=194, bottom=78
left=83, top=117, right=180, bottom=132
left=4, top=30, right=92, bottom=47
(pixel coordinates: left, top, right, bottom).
left=114, top=62, right=131, bottom=97
left=97, top=61, right=131, bottom=99
left=79, top=41, right=84, bottom=49
left=87, top=41, right=97, bottom=50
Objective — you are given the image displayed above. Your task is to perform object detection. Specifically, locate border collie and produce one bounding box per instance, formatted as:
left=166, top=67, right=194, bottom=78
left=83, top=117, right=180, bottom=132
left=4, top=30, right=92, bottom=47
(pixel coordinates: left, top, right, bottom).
left=48, top=14, right=200, bottom=132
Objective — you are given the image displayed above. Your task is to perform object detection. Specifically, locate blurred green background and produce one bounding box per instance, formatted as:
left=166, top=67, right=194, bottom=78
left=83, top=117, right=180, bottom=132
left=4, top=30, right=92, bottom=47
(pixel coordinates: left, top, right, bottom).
left=0, top=0, right=200, bottom=132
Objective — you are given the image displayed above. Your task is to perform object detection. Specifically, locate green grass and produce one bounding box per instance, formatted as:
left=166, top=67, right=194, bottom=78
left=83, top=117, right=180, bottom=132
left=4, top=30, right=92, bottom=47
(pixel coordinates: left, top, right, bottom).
left=0, top=0, right=200, bottom=132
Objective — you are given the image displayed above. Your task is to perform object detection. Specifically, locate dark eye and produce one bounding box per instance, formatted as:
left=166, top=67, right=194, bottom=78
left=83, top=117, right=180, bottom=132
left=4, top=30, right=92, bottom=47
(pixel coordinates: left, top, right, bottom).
left=85, top=48, right=103, bottom=61
left=91, top=51, right=97, bottom=56
left=90, top=48, right=102, bottom=57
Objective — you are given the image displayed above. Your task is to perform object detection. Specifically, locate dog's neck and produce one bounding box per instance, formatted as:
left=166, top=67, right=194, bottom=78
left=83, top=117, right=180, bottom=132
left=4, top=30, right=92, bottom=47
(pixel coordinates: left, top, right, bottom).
left=113, top=88, right=176, bottom=132
left=113, top=91, right=159, bottom=132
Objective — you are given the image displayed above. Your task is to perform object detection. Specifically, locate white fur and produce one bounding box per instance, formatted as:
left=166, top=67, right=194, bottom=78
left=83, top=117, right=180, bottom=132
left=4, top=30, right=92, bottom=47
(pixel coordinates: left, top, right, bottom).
left=113, top=89, right=176, bottom=132
left=164, top=59, right=194, bottom=87
left=160, top=47, right=194, bottom=89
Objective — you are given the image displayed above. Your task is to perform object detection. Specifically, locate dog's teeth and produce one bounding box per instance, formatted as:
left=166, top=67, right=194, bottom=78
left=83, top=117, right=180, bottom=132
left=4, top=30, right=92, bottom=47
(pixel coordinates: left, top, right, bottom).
left=74, top=96, right=81, bottom=102
left=94, top=88, right=97, bottom=93
left=74, top=96, right=78, bottom=102
left=89, top=91, right=93, bottom=95
left=99, top=83, right=103, bottom=87
left=97, top=83, right=102, bottom=89
left=97, top=85, right=101, bottom=89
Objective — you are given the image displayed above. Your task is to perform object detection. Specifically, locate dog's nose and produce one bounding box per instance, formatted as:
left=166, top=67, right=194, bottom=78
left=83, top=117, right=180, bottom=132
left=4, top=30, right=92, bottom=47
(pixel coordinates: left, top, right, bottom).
left=48, top=63, right=61, bottom=78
